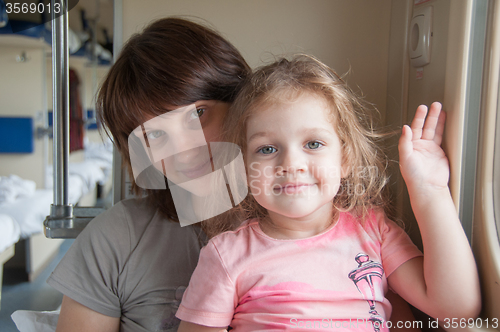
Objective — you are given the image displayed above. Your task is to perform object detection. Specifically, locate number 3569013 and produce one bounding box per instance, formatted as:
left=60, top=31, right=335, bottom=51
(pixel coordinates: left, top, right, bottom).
left=443, top=318, right=498, bottom=329
left=6, top=2, right=62, bottom=14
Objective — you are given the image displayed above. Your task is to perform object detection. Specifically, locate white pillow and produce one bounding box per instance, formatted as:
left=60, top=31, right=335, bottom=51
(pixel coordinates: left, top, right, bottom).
left=11, top=309, right=59, bottom=332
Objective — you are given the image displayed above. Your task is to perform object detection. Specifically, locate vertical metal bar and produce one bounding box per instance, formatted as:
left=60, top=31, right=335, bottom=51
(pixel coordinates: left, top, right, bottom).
left=42, top=48, right=49, bottom=189
left=45, top=0, right=108, bottom=238
left=51, top=0, right=70, bottom=207
left=89, top=0, right=99, bottom=126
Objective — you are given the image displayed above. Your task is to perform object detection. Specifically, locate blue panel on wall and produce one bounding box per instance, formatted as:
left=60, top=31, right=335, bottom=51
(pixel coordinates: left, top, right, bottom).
left=87, top=110, right=98, bottom=130
left=0, top=117, right=34, bottom=153
left=49, top=110, right=99, bottom=130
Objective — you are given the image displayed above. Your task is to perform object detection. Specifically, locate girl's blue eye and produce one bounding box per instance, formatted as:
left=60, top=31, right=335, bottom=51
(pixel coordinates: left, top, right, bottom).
left=258, top=146, right=277, bottom=155
left=146, top=130, right=165, bottom=140
left=306, top=141, right=322, bottom=149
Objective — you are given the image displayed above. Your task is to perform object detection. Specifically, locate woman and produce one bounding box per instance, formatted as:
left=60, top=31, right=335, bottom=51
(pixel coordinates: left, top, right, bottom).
left=49, top=17, right=420, bottom=332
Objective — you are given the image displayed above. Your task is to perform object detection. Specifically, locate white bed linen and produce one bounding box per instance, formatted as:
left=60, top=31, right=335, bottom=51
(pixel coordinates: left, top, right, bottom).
left=84, top=140, right=113, bottom=184
left=69, top=161, right=106, bottom=191
left=0, top=213, right=20, bottom=253
left=0, top=175, right=36, bottom=204
left=0, top=176, right=85, bottom=238
left=0, top=190, right=53, bottom=238
left=84, top=139, right=113, bottom=165
left=46, top=162, right=104, bottom=197
left=11, top=309, right=59, bottom=332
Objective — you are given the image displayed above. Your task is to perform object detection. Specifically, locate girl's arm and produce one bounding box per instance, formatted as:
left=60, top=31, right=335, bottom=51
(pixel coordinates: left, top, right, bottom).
left=388, top=102, right=481, bottom=321
left=385, top=291, right=422, bottom=332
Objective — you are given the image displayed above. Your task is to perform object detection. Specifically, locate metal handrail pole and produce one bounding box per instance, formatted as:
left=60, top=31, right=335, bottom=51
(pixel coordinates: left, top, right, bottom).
left=51, top=0, right=70, bottom=210
left=45, top=0, right=109, bottom=238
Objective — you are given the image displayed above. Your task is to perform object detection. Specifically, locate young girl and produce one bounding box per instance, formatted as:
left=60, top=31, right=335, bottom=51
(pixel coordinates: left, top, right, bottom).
left=175, top=55, right=481, bottom=331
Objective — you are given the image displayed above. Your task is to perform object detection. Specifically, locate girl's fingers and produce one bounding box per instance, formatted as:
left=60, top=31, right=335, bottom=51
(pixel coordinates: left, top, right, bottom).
left=398, top=125, right=413, bottom=160
left=410, top=105, right=428, bottom=140
left=421, top=102, right=442, bottom=141
left=433, top=109, right=446, bottom=146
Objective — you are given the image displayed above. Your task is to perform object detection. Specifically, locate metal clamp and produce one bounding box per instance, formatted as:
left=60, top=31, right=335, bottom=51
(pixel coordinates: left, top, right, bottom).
left=44, top=206, right=106, bottom=238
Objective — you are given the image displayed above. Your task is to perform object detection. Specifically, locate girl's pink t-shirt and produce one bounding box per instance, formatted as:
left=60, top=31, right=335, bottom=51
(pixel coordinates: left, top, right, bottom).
left=176, top=210, right=422, bottom=331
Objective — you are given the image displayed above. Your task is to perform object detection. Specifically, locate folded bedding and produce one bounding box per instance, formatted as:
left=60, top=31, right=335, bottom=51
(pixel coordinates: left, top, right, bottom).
left=0, top=175, right=36, bottom=204
left=84, top=140, right=113, bottom=184
left=69, top=161, right=106, bottom=190
left=46, top=161, right=105, bottom=194
left=0, top=189, right=53, bottom=238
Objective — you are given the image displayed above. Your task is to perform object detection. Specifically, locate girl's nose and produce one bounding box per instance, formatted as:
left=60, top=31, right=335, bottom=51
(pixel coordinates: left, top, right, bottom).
left=276, top=148, right=308, bottom=176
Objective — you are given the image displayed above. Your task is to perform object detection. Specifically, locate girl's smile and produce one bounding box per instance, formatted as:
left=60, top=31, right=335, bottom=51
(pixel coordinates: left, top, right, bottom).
left=273, top=182, right=315, bottom=195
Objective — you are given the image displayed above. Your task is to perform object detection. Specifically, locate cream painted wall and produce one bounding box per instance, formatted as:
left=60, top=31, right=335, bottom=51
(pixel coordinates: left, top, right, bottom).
left=83, top=65, right=108, bottom=112
left=407, top=1, right=450, bottom=114
left=0, top=43, right=47, bottom=188
left=121, top=0, right=392, bottom=114
left=387, top=0, right=479, bottom=249
left=82, top=65, right=110, bottom=144
left=385, top=0, right=452, bottom=249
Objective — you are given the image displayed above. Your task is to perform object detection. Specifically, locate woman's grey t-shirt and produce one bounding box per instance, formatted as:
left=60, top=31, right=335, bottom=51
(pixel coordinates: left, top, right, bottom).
left=47, top=198, right=205, bottom=332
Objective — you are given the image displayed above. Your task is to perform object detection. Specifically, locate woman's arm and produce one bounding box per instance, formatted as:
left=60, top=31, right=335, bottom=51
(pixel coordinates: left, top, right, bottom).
left=389, top=102, right=481, bottom=320
left=55, top=296, right=120, bottom=332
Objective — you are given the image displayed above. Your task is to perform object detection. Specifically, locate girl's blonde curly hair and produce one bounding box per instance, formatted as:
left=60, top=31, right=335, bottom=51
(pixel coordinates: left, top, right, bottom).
left=203, top=54, right=391, bottom=238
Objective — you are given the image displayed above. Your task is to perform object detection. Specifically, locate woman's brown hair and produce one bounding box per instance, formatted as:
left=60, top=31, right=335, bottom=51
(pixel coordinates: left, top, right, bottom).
left=97, top=17, right=251, bottom=222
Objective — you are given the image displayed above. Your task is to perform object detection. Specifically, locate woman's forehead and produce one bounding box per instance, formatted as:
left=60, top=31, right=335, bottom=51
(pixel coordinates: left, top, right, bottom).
left=145, top=100, right=219, bottom=118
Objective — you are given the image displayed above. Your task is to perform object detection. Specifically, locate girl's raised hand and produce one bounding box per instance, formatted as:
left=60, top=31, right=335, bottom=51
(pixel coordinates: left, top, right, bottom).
left=398, top=102, right=449, bottom=193
left=393, top=102, right=481, bottom=320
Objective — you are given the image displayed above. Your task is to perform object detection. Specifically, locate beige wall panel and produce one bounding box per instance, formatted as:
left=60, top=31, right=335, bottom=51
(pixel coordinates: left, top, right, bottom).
left=407, top=1, right=451, bottom=114
left=28, top=234, right=63, bottom=281
left=384, top=0, right=412, bottom=225
left=83, top=65, right=108, bottom=112
left=121, top=0, right=392, bottom=114
left=406, top=0, right=466, bottom=209
left=0, top=47, right=46, bottom=188
left=442, top=0, right=472, bottom=209
left=397, top=0, right=454, bottom=249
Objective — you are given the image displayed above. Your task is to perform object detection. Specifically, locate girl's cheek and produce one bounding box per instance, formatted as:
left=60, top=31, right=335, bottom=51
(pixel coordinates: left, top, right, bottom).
left=248, top=179, right=263, bottom=197
left=247, top=170, right=261, bottom=188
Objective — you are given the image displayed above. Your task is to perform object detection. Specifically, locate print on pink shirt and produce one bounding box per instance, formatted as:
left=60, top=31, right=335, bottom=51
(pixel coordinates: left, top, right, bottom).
left=349, top=253, right=385, bottom=332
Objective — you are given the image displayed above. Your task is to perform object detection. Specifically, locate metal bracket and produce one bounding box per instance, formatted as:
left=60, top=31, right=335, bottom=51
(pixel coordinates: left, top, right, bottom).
left=35, top=126, right=52, bottom=139
left=44, top=205, right=106, bottom=238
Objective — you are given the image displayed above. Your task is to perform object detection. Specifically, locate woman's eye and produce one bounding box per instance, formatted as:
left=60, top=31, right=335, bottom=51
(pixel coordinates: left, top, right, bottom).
left=258, top=146, right=277, bottom=155
left=190, top=108, right=206, bottom=120
left=306, top=141, right=323, bottom=149
left=146, top=130, right=165, bottom=140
